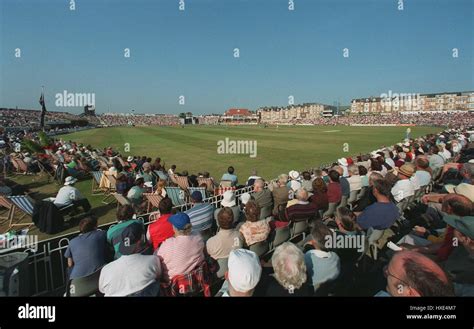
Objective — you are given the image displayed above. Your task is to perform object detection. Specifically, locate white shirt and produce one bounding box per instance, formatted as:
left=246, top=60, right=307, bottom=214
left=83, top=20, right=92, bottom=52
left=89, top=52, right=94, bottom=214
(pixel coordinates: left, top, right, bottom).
left=54, top=185, right=84, bottom=206
left=347, top=175, right=362, bottom=192
left=391, top=179, right=416, bottom=202
left=99, top=254, right=161, bottom=296
left=385, top=158, right=395, bottom=168
left=442, top=149, right=452, bottom=161
left=413, top=170, right=431, bottom=187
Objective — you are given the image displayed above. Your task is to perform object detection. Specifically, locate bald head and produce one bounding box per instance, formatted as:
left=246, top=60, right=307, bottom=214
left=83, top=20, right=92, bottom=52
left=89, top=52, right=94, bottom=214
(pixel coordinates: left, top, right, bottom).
left=386, top=251, right=453, bottom=297
left=295, top=188, right=309, bottom=202
left=254, top=179, right=265, bottom=192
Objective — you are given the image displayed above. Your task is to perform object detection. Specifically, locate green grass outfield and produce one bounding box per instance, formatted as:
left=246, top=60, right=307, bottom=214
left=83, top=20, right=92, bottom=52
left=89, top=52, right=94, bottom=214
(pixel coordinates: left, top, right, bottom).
left=7, top=125, right=442, bottom=240
left=61, top=125, right=442, bottom=180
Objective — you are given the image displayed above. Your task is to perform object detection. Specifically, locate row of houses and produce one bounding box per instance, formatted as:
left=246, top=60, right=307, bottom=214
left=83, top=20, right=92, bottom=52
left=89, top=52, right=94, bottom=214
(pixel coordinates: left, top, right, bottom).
left=350, top=91, right=474, bottom=114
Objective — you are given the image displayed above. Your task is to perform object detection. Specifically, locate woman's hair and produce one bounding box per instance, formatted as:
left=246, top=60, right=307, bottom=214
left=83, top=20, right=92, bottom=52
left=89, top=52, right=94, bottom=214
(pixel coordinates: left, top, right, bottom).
left=271, top=242, right=307, bottom=290
left=217, top=207, right=234, bottom=229
left=312, top=177, right=327, bottom=193
left=79, top=216, right=98, bottom=233
left=244, top=200, right=260, bottom=222
left=370, top=159, right=383, bottom=171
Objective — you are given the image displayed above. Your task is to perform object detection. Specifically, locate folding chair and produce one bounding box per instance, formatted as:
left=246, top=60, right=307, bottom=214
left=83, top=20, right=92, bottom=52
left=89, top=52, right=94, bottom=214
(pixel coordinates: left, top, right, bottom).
left=37, top=162, right=54, bottom=182
left=270, top=225, right=291, bottom=250
left=143, top=193, right=163, bottom=213
left=290, top=220, right=309, bottom=240
left=259, top=205, right=272, bottom=220
left=188, top=187, right=206, bottom=201
left=175, top=176, right=189, bottom=191
left=66, top=268, right=102, bottom=297
left=219, top=180, right=232, bottom=188
left=347, top=190, right=359, bottom=205
left=112, top=193, right=132, bottom=210
left=197, top=177, right=214, bottom=193
left=165, top=187, right=186, bottom=206
left=101, top=173, right=117, bottom=204
left=1, top=195, right=34, bottom=232
left=91, top=171, right=104, bottom=195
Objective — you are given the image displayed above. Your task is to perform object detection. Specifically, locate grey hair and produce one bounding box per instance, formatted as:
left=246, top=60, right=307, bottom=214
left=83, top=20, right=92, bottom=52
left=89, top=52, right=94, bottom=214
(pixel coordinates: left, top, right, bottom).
left=271, top=242, right=307, bottom=291
left=348, top=164, right=359, bottom=175
left=254, top=178, right=265, bottom=188
left=295, top=188, right=308, bottom=201
left=278, top=174, right=288, bottom=184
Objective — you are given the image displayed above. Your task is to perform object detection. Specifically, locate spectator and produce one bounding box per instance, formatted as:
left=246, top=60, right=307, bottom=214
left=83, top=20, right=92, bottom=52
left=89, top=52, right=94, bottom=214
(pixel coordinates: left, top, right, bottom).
left=54, top=176, right=91, bottom=213
left=271, top=174, right=290, bottom=216
left=251, top=178, right=273, bottom=210
left=168, top=164, right=176, bottom=176
left=301, top=171, right=313, bottom=192
left=221, top=166, right=238, bottom=186
left=309, top=177, right=329, bottom=211
left=206, top=207, right=243, bottom=260
left=327, top=170, right=342, bottom=204
left=286, top=189, right=318, bottom=222
left=127, top=177, right=146, bottom=207
left=107, top=205, right=146, bottom=259
left=156, top=213, right=205, bottom=282
left=218, top=249, right=262, bottom=297
left=147, top=197, right=175, bottom=250
left=185, top=191, right=214, bottom=236
left=347, top=165, right=362, bottom=192
left=391, top=164, right=416, bottom=202
left=429, top=145, right=445, bottom=170
left=356, top=179, right=399, bottom=230
left=246, top=169, right=261, bottom=186
left=239, top=200, right=271, bottom=246
left=384, top=251, right=454, bottom=296
left=260, top=242, right=313, bottom=296
left=99, top=223, right=161, bottom=296
left=412, top=156, right=432, bottom=187
left=216, top=190, right=240, bottom=226
left=359, top=165, right=369, bottom=187
left=304, top=222, right=341, bottom=292
left=64, top=216, right=107, bottom=280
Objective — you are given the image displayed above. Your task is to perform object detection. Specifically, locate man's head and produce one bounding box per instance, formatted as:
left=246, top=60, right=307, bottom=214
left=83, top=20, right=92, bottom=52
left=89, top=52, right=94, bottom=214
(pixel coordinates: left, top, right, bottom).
left=312, top=177, right=327, bottom=193
left=271, top=242, right=307, bottom=292
left=441, top=194, right=473, bottom=216
left=385, top=251, right=454, bottom=297
left=226, top=249, right=262, bottom=296
left=228, top=166, right=235, bottom=175
left=158, top=197, right=173, bottom=215
left=368, top=172, right=383, bottom=186
left=372, top=178, right=392, bottom=200
left=217, top=207, right=234, bottom=230
left=142, top=162, right=151, bottom=172
left=309, top=222, right=332, bottom=251
left=460, top=163, right=474, bottom=182
left=328, top=170, right=340, bottom=183
left=348, top=165, right=359, bottom=176
left=79, top=216, right=98, bottom=234
left=278, top=173, right=288, bottom=185
left=253, top=179, right=265, bottom=192
left=190, top=191, right=203, bottom=203
left=295, top=188, right=309, bottom=202
left=397, top=164, right=415, bottom=180
left=415, top=156, right=430, bottom=171
left=168, top=213, right=192, bottom=236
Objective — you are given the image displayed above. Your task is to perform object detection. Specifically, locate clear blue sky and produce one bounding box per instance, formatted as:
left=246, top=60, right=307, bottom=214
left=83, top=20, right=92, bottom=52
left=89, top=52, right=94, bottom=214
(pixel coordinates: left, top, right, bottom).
left=0, top=0, right=473, bottom=115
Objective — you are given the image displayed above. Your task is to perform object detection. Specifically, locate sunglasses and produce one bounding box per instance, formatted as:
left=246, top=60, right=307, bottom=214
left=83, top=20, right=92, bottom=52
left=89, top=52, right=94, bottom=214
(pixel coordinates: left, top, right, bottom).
left=383, top=265, right=411, bottom=288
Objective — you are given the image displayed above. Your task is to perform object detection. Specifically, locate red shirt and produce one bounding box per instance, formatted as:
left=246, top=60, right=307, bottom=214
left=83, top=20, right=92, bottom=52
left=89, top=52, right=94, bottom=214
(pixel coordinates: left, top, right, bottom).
left=327, top=182, right=342, bottom=203
left=436, top=226, right=455, bottom=261
left=148, top=213, right=175, bottom=250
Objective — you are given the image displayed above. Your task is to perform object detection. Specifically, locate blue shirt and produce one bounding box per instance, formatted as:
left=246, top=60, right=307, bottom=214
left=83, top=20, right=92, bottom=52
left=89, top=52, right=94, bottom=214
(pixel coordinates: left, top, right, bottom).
left=221, top=173, right=238, bottom=186
left=340, top=177, right=350, bottom=197
left=357, top=202, right=399, bottom=230
left=304, top=250, right=340, bottom=289
left=185, top=203, right=215, bottom=233
left=64, top=230, right=107, bottom=279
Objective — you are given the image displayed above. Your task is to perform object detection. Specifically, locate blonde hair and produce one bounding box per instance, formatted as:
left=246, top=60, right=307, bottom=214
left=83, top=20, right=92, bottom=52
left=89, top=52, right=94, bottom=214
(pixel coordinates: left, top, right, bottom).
left=271, top=242, right=307, bottom=290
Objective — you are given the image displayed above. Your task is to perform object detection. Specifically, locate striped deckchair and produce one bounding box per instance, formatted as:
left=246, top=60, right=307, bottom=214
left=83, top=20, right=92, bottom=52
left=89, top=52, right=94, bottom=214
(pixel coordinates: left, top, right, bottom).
left=169, top=174, right=180, bottom=186
left=174, top=176, right=189, bottom=191
left=197, top=177, right=214, bottom=193
left=143, top=193, right=163, bottom=213
left=188, top=187, right=206, bottom=201
left=91, top=171, right=103, bottom=195
left=165, top=187, right=186, bottom=206
left=10, top=158, right=29, bottom=175
left=102, top=173, right=117, bottom=204
left=0, top=195, right=34, bottom=232
left=154, top=170, right=169, bottom=182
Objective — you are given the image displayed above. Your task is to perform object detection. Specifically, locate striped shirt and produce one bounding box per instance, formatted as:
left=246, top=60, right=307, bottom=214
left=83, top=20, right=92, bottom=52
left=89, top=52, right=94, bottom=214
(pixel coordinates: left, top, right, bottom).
left=156, top=235, right=205, bottom=282
left=185, top=203, right=215, bottom=233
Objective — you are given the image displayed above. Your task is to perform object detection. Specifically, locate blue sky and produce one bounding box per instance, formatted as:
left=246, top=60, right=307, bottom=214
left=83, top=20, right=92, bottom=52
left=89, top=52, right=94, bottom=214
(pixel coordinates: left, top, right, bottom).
left=0, top=0, right=473, bottom=115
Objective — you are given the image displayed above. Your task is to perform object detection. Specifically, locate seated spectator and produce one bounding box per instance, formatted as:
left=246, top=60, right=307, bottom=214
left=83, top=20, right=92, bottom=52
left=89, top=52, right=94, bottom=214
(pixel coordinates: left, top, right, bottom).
left=139, top=162, right=155, bottom=185
left=107, top=205, right=146, bottom=259
left=413, top=156, right=432, bottom=187
left=154, top=179, right=167, bottom=198
left=356, top=179, right=399, bottom=230
left=168, top=164, right=176, bottom=176
left=147, top=197, right=175, bottom=250
left=304, top=222, right=341, bottom=291
left=218, top=249, right=262, bottom=297
left=65, top=216, right=107, bottom=280
left=301, top=171, right=314, bottom=192
left=116, top=173, right=130, bottom=196
left=286, top=189, right=318, bottom=222
left=440, top=212, right=474, bottom=296
left=353, top=172, right=383, bottom=213
left=359, top=165, right=369, bottom=187
left=271, top=174, right=290, bottom=216
left=184, top=191, right=214, bottom=236
left=246, top=169, right=261, bottom=186
left=99, top=223, right=161, bottom=296
left=428, top=145, right=445, bottom=170
left=156, top=213, right=205, bottom=282
left=127, top=177, right=146, bottom=207
left=239, top=200, right=270, bottom=246
left=309, top=177, right=328, bottom=211
left=221, top=166, right=238, bottom=186
left=337, top=158, right=349, bottom=177
left=327, top=170, right=342, bottom=204
left=333, top=166, right=350, bottom=199
left=391, top=164, right=416, bottom=202
left=260, top=242, right=313, bottom=296
left=54, top=176, right=91, bottom=213
left=207, top=207, right=243, bottom=260
left=251, top=178, right=273, bottom=210
left=384, top=250, right=454, bottom=296
left=215, top=190, right=240, bottom=226
left=347, top=165, right=362, bottom=192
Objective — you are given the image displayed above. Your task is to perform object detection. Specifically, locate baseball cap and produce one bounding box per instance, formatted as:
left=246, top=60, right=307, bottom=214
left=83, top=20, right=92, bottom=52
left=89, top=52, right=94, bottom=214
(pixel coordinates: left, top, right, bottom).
left=227, top=249, right=262, bottom=293
left=442, top=214, right=474, bottom=239
left=118, top=222, right=145, bottom=256
left=168, top=212, right=191, bottom=230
